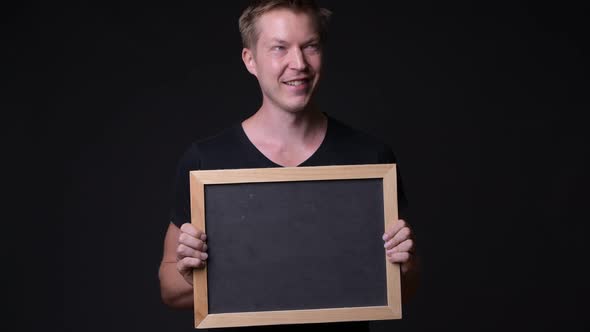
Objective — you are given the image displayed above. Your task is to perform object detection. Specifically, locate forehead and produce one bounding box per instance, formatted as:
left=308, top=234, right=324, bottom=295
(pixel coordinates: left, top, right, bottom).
left=255, top=9, right=320, bottom=43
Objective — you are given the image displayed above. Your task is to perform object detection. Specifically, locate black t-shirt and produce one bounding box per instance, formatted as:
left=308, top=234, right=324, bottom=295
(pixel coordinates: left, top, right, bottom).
left=171, top=114, right=407, bottom=227
left=168, top=114, right=408, bottom=332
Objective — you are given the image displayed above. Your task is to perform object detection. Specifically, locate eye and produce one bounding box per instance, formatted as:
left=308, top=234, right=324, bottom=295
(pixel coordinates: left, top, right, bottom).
left=271, top=45, right=286, bottom=51
left=305, top=43, right=321, bottom=52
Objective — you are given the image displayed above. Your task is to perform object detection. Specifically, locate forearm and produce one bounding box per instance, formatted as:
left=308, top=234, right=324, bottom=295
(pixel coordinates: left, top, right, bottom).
left=158, top=261, right=194, bottom=309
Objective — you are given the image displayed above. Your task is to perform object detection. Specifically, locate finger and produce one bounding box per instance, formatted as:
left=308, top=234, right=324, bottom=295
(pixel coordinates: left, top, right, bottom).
left=387, top=252, right=410, bottom=264
left=177, top=257, right=206, bottom=272
left=176, top=244, right=209, bottom=261
left=384, top=226, right=411, bottom=249
left=382, top=219, right=407, bottom=241
left=180, top=223, right=207, bottom=241
left=178, top=233, right=206, bottom=250
left=386, top=239, right=414, bottom=254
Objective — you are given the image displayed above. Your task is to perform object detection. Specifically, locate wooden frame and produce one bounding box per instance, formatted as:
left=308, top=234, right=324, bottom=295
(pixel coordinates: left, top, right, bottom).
left=189, top=164, right=401, bottom=329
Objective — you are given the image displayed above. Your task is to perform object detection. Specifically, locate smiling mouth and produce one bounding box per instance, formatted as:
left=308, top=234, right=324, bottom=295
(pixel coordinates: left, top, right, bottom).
left=284, top=79, right=310, bottom=86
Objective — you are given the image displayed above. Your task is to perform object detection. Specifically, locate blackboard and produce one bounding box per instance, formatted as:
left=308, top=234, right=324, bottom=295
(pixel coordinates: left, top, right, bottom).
left=189, top=164, right=401, bottom=329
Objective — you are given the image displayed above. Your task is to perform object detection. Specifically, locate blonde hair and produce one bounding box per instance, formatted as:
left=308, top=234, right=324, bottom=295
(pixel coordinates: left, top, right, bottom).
left=239, top=0, right=332, bottom=49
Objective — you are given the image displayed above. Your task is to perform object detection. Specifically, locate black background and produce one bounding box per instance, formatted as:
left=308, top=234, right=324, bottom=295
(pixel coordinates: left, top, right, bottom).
left=7, top=0, right=588, bottom=331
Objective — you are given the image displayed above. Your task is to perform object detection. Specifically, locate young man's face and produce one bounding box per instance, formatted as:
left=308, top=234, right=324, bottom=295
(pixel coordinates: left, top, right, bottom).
left=243, top=9, right=322, bottom=113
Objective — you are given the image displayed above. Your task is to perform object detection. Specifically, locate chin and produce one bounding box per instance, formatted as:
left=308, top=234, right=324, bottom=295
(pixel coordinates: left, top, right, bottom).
left=283, top=97, right=315, bottom=113
left=283, top=104, right=309, bottom=114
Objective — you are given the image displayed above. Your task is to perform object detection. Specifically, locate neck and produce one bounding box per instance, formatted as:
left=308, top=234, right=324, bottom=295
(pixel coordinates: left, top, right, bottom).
left=243, top=104, right=327, bottom=146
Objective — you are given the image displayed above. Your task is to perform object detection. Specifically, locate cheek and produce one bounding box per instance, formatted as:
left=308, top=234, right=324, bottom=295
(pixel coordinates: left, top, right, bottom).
left=258, top=60, right=283, bottom=79
left=270, top=59, right=287, bottom=74
left=308, top=56, right=322, bottom=72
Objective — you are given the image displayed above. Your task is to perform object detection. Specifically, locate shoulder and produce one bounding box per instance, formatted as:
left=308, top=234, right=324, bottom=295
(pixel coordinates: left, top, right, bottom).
left=329, top=116, right=386, bottom=144
left=175, top=120, right=258, bottom=171
left=326, top=114, right=397, bottom=163
left=175, top=122, right=242, bottom=170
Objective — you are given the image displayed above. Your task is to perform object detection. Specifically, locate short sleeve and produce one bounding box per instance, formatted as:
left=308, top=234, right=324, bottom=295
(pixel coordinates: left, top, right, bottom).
left=169, top=143, right=201, bottom=228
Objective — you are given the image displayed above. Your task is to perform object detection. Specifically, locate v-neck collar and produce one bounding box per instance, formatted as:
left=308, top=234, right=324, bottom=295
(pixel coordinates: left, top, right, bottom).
left=237, top=114, right=332, bottom=168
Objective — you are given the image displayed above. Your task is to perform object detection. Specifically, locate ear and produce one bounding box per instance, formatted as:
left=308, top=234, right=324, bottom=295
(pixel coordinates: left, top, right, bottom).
left=242, top=48, right=258, bottom=77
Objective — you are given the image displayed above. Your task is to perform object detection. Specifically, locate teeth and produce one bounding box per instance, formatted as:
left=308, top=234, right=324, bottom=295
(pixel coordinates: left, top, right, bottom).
left=285, top=80, right=306, bottom=86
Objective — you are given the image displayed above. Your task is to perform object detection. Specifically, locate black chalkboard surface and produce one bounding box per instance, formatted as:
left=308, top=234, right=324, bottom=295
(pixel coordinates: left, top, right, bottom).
left=189, top=164, right=401, bottom=329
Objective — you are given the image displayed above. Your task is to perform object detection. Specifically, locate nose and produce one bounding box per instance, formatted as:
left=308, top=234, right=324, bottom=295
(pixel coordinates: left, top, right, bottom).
left=289, top=48, right=308, bottom=71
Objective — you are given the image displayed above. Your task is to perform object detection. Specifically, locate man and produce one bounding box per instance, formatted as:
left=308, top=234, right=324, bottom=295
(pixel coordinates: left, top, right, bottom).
left=159, top=0, right=419, bottom=330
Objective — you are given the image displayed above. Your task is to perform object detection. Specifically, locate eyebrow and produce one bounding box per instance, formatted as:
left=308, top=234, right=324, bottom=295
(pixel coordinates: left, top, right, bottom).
left=269, top=38, right=288, bottom=45
left=269, top=37, right=320, bottom=45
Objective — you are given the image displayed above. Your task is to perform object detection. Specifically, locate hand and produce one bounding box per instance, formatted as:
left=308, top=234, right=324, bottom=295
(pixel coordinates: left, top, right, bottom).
left=383, top=219, right=416, bottom=274
left=176, top=223, right=208, bottom=285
